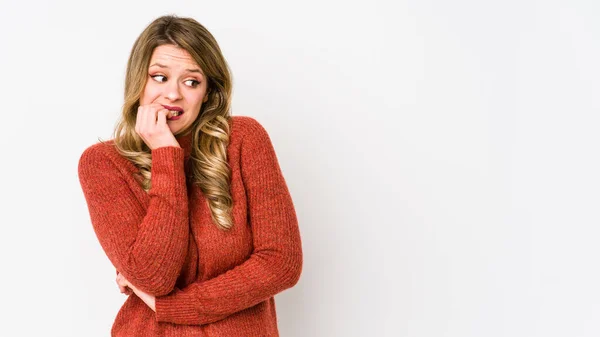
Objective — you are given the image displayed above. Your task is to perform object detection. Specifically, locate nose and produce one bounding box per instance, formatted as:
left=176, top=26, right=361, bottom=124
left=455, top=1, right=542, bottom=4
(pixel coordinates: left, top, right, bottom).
left=164, top=80, right=182, bottom=101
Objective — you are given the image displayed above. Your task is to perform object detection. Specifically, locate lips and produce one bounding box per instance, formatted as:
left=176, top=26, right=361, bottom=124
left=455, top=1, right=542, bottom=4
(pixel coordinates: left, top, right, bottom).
left=161, top=104, right=184, bottom=119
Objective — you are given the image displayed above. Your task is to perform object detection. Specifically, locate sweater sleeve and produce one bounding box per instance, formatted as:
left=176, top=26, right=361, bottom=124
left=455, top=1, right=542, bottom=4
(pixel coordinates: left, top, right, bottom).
left=154, top=119, right=303, bottom=325
left=78, top=145, right=190, bottom=297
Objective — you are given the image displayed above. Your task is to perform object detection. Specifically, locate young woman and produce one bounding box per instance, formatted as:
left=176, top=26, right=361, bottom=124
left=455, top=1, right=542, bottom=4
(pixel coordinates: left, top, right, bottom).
left=78, top=15, right=302, bottom=336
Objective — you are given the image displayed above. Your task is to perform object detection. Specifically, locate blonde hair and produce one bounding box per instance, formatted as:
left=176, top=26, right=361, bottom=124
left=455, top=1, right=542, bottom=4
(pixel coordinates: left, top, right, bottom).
left=109, top=15, right=234, bottom=230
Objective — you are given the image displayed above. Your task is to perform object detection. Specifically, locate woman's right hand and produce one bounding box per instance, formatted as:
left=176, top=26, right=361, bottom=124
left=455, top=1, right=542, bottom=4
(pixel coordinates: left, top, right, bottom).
left=135, top=103, right=181, bottom=150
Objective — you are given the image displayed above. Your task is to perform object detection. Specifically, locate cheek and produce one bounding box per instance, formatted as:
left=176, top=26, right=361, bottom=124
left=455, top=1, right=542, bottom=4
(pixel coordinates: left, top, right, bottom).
left=184, top=92, right=205, bottom=108
left=140, top=83, right=159, bottom=104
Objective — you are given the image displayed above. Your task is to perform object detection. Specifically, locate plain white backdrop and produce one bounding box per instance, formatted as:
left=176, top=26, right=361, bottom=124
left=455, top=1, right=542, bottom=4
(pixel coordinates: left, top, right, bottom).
left=0, top=0, right=599, bottom=336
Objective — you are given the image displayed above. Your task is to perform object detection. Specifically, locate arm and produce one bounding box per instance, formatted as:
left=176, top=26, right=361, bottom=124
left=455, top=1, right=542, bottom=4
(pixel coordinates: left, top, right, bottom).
left=78, top=145, right=189, bottom=296
left=154, top=119, right=303, bottom=325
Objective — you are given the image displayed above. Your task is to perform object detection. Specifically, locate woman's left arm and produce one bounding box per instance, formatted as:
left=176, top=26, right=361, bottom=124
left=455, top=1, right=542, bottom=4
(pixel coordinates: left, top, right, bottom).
left=154, top=118, right=303, bottom=325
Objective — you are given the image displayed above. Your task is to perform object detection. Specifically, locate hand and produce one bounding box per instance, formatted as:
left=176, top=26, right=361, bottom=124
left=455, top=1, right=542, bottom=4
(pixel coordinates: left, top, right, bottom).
left=116, top=272, right=156, bottom=312
left=135, top=103, right=181, bottom=150
left=116, top=272, right=132, bottom=295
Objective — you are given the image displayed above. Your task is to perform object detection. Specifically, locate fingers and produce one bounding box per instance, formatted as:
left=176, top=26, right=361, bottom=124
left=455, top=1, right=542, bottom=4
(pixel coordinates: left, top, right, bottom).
left=156, top=109, right=168, bottom=128
left=142, top=104, right=156, bottom=130
left=136, top=103, right=161, bottom=130
left=134, top=103, right=179, bottom=150
left=116, top=272, right=129, bottom=286
left=119, top=284, right=131, bottom=295
left=116, top=273, right=133, bottom=295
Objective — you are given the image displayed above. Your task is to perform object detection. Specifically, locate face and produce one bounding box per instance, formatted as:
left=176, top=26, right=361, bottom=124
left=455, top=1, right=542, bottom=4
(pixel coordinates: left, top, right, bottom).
left=139, top=44, right=209, bottom=136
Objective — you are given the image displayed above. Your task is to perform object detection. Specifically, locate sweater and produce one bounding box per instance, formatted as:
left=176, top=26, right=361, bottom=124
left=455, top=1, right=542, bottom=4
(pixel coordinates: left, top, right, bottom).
left=78, top=116, right=303, bottom=336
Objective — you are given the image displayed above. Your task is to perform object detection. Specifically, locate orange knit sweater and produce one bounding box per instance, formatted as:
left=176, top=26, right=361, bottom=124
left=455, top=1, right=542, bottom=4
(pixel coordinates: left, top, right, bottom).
left=78, top=116, right=302, bottom=336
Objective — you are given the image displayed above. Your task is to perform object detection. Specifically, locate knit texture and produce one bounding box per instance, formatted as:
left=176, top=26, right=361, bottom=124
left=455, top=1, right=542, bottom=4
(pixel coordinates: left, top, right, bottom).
left=78, top=116, right=302, bottom=336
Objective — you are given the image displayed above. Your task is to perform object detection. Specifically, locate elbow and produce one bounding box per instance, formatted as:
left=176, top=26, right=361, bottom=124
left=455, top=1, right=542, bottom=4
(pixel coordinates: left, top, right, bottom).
left=135, top=275, right=177, bottom=297
left=286, top=262, right=302, bottom=289
left=122, top=240, right=188, bottom=296
left=121, top=259, right=182, bottom=297
left=149, top=277, right=178, bottom=297
left=279, top=248, right=303, bottom=289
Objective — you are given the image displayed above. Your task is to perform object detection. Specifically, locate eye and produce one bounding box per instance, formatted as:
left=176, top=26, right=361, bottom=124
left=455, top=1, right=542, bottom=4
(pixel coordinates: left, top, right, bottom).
left=184, top=79, right=200, bottom=88
left=151, top=75, right=167, bottom=82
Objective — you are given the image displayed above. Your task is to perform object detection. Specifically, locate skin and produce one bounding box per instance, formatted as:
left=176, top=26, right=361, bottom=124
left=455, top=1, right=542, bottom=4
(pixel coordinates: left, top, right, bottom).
left=117, top=272, right=156, bottom=311
left=119, top=44, right=210, bottom=310
left=136, top=44, right=210, bottom=150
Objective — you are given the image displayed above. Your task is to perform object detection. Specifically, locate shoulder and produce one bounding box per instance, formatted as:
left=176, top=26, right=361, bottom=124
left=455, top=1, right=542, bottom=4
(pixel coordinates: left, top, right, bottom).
left=229, top=116, right=283, bottom=175
left=78, top=139, right=123, bottom=178
left=230, top=115, right=273, bottom=146
left=231, top=115, right=267, bottom=134
left=79, top=140, right=115, bottom=165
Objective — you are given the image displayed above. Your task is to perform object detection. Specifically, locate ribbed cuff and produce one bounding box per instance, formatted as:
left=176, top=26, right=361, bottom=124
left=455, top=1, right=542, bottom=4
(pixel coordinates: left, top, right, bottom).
left=150, top=146, right=186, bottom=192
left=155, top=288, right=200, bottom=324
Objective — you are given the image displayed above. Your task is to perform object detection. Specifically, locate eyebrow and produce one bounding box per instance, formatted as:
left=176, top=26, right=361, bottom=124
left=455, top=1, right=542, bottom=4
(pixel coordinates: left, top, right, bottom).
left=149, top=63, right=204, bottom=76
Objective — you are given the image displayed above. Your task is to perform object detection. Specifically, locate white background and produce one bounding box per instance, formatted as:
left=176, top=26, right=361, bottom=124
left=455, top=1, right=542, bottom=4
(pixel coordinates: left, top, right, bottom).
left=0, top=0, right=599, bottom=336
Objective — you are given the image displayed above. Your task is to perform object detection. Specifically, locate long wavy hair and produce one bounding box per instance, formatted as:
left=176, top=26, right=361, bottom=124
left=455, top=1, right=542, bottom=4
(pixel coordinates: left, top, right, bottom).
left=109, top=15, right=234, bottom=230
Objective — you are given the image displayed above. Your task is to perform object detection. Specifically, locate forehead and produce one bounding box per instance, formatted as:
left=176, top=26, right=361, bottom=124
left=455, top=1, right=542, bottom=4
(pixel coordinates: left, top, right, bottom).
left=149, top=44, right=200, bottom=69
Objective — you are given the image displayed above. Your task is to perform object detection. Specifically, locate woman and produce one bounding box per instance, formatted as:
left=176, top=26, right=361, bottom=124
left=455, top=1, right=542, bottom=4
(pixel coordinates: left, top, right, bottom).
left=78, top=15, right=302, bottom=336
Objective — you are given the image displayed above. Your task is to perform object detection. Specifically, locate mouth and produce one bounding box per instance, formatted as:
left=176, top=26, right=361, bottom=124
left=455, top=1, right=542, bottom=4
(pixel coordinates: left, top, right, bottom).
left=161, top=105, right=184, bottom=119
